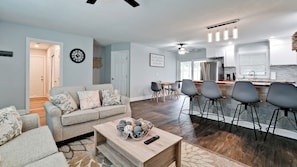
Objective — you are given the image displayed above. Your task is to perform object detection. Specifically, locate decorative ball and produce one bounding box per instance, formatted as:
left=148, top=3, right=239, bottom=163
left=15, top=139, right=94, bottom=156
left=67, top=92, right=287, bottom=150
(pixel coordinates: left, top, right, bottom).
left=126, top=121, right=132, bottom=125
left=133, top=126, right=143, bottom=138
left=117, top=123, right=126, bottom=132
left=134, top=120, right=142, bottom=126
left=124, top=125, right=133, bottom=134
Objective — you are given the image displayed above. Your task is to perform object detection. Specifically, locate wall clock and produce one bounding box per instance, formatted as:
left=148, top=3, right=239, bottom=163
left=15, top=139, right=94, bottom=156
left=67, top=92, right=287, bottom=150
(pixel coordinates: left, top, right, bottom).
left=70, top=48, right=85, bottom=63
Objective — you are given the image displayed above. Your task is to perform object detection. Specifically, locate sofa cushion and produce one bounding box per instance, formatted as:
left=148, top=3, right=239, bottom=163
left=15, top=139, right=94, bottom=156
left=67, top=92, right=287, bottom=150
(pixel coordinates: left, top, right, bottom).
left=61, top=109, right=99, bottom=126
left=85, top=84, right=113, bottom=101
left=50, top=86, right=85, bottom=106
left=0, top=126, right=58, bottom=167
left=0, top=106, right=22, bottom=146
left=96, top=105, right=126, bottom=119
left=50, top=92, right=78, bottom=115
left=102, top=89, right=121, bottom=106
left=77, top=90, right=101, bottom=110
left=24, top=152, right=68, bottom=167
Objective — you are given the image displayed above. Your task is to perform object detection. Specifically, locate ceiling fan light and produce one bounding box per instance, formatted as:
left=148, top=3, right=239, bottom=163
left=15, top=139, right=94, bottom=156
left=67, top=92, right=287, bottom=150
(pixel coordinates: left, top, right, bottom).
left=233, top=27, right=238, bottom=39
left=224, top=29, right=229, bottom=40
left=215, top=31, right=220, bottom=42
left=208, top=32, right=212, bottom=43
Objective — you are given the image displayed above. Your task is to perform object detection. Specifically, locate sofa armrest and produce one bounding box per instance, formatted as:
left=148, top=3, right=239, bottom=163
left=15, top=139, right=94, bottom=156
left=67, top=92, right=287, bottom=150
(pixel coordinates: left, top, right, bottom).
left=20, top=113, right=40, bottom=132
left=44, top=102, right=62, bottom=117
left=44, top=101, right=64, bottom=142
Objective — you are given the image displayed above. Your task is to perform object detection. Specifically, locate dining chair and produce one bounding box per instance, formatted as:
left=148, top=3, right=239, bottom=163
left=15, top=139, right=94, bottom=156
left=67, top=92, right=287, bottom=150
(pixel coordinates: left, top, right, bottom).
left=151, top=82, right=162, bottom=103
left=167, top=81, right=179, bottom=99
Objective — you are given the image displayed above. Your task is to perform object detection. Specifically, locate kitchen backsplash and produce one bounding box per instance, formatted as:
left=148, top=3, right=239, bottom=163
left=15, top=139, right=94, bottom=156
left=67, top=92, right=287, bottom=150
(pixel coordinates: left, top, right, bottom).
left=224, top=65, right=297, bottom=82
left=270, top=65, right=297, bottom=82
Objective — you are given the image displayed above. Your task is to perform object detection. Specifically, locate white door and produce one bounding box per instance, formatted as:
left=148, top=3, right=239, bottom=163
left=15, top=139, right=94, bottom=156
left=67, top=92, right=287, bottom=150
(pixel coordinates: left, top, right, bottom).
left=111, top=50, right=129, bottom=96
left=30, top=55, right=45, bottom=97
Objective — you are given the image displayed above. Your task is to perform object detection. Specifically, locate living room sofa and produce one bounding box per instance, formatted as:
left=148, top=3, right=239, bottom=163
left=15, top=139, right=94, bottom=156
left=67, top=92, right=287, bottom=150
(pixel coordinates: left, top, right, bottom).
left=44, top=84, right=132, bottom=142
left=0, top=113, right=68, bottom=167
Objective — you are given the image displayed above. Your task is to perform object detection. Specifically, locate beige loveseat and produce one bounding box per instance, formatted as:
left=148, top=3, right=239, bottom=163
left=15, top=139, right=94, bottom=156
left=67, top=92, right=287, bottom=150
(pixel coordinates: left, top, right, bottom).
left=44, top=84, right=132, bottom=142
left=0, top=113, right=68, bottom=167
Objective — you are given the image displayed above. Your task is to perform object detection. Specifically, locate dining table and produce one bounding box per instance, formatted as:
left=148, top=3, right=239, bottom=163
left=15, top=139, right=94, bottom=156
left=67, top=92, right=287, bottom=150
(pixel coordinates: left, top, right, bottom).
left=160, top=82, right=175, bottom=102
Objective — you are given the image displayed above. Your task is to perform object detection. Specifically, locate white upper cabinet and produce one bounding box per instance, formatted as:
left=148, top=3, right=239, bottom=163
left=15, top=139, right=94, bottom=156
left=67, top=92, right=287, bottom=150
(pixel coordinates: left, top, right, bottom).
left=224, top=45, right=235, bottom=67
left=269, top=37, right=297, bottom=65
left=206, top=46, right=225, bottom=58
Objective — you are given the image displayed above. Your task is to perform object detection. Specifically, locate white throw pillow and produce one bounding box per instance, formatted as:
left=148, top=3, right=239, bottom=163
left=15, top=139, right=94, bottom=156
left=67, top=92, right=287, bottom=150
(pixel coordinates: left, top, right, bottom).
left=77, top=90, right=101, bottom=110
left=0, top=106, right=23, bottom=146
left=50, top=92, right=78, bottom=114
left=102, top=89, right=121, bottom=106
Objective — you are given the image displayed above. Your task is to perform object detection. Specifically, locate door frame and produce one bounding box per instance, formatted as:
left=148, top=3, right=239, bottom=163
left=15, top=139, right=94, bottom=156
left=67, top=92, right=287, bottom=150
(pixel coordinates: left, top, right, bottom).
left=25, top=37, right=64, bottom=112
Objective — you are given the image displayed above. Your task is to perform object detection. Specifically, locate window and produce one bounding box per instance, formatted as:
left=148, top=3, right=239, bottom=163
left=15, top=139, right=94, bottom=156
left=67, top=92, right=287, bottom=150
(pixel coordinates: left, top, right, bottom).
left=180, top=60, right=204, bottom=80
left=180, top=61, right=192, bottom=80
left=236, top=42, right=270, bottom=79
left=238, top=52, right=267, bottom=77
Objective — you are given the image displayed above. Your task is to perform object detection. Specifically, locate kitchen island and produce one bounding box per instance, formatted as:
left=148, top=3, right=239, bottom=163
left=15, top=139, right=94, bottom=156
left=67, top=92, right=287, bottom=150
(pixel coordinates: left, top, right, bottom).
left=192, top=80, right=297, bottom=140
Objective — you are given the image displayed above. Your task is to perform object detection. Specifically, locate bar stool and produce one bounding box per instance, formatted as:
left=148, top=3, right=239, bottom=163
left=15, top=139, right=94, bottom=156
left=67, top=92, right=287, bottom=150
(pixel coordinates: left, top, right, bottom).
left=201, top=80, right=225, bottom=125
left=264, top=82, right=297, bottom=141
left=151, top=82, right=162, bottom=103
left=178, top=79, right=201, bottom=119
left=230, top=81, right=262, bottom=140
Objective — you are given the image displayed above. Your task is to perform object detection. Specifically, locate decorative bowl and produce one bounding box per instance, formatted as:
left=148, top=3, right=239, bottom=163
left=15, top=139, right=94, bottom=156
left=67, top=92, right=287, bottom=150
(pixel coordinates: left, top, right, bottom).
left=116, top=118, right=154, bottom=140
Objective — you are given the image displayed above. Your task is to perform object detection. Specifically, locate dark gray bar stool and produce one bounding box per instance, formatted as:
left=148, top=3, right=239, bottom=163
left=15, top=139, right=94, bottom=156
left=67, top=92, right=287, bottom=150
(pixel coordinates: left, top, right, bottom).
left=264, top=82, right=297, bottom=141
left=230, top=81, right=262, bottom=140
left=201, top=80, right=225, bottom=125
left=178, top=79, right=201, bottom=119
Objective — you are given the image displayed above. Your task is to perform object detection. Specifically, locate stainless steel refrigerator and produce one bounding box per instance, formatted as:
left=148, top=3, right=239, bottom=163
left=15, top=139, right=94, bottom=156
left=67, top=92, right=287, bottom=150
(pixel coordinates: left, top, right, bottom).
left=200, top=61, right=224, bottom=81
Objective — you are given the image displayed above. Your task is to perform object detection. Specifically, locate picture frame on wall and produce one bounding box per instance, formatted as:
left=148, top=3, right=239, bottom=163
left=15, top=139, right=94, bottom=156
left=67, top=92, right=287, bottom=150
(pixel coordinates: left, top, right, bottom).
left=149, top=53, right=165, bottom=67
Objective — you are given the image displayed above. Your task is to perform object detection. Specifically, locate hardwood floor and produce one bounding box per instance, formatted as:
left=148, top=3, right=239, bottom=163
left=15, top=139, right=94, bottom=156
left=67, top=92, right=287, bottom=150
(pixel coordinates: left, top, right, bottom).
left=30, top=97, right=48, bottom=126
left=131, top=96, right=297, bottom=167
left=30, top=95, right=297, bottom=166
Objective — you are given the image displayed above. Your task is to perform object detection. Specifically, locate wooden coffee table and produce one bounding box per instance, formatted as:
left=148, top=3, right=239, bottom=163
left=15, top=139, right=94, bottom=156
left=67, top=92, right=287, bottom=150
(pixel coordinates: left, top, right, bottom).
left=93, top=117, right=182, bottom=167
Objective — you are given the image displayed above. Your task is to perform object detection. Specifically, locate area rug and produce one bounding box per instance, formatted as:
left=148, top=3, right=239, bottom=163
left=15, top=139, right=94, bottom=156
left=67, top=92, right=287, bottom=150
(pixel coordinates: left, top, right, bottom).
left=58, top=136, right=249, bottom=167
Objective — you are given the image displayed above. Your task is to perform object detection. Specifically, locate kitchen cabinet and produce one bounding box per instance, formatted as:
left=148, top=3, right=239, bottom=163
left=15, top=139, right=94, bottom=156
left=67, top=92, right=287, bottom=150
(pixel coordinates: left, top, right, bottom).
left=270, top=37, right=297, bottom=65
left=206, top=46, right=225, bottom=58
left=224, top=45, right=235, bottom=67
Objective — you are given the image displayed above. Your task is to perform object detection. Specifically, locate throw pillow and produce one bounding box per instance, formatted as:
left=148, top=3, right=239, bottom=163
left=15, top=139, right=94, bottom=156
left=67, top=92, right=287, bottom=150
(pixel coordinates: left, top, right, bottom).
left=0, top=106, right=23, bottom=146
left=77, top=90, right=101, bottom=110
left=50, top=92, right=78, bottom=114
left=101, top=89, right=121, bottom=106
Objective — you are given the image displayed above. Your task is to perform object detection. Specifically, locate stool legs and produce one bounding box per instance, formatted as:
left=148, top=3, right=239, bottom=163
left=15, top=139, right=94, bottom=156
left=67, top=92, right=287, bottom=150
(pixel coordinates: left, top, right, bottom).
left=178, top=95, right=201, bottom=120
left=230, top=103, right=261, bottom=140
left=264, top=109, right=279, bottom=141
left=201, top=99, right=225, bottom=126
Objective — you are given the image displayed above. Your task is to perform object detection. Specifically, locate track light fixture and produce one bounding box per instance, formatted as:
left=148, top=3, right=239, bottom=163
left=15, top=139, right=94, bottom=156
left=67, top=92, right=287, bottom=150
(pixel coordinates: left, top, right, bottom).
left=207, top=19, right=240, bottom=43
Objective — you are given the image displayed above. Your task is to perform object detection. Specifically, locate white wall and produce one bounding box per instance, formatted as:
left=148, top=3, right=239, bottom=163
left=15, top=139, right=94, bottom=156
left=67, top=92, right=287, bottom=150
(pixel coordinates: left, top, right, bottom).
left=130, top=43, right=176, bottom=101
left=0, top=21, right=93, bottom=110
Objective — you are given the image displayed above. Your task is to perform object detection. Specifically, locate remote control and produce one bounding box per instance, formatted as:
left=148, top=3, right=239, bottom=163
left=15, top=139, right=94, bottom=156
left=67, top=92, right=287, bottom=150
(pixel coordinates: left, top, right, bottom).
left=144, top=135, right=160, bottom=145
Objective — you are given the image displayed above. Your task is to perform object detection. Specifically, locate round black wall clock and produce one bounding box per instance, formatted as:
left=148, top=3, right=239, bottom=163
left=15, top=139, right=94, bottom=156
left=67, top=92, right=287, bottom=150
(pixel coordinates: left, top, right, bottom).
left=70, top=48, right=85, bottom=63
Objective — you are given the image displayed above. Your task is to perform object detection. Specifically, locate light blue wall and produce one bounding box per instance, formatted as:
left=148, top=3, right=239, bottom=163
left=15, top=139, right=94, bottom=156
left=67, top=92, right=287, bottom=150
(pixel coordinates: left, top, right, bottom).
left=0, top=21, right=93, bottom=109
left=130, top=43, right=177, bottom=101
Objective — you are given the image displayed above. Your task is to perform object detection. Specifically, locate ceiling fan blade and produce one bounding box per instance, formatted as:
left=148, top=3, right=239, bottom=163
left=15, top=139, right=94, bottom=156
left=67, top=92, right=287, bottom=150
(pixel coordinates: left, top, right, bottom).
left=124, top=0, right=139, bottom=7
left=86, top=0, right=97, bottom=4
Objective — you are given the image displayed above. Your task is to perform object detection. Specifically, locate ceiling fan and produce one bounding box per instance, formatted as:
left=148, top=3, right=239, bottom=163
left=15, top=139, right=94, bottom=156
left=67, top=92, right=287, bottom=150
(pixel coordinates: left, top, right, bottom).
left=178, top=43, right=189, bottom=55
left=86, top=0, right=140, bottom=7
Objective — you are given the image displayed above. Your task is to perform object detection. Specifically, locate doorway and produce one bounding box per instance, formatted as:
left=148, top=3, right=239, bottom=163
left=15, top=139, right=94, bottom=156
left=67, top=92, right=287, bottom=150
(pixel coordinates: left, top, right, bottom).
left=26, top=38, right=63, bottom=123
